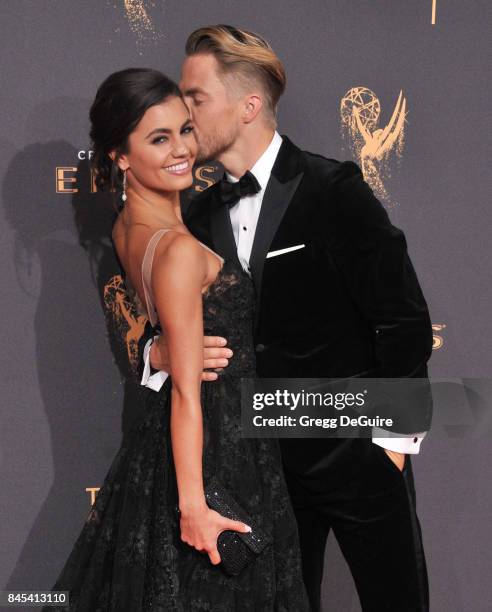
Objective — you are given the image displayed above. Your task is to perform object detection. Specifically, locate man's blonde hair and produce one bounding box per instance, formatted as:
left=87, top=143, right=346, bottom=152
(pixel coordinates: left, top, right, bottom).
left=185, top=25, right=286, bottom=127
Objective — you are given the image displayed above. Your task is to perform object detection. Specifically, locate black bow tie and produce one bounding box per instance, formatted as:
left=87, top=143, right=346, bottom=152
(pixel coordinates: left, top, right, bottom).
left=218, top=170, right=261, bottom=208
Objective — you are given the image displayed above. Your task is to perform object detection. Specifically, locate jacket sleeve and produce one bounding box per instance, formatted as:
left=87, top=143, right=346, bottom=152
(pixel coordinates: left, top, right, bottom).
left=325, top=161, right=433, bottom=437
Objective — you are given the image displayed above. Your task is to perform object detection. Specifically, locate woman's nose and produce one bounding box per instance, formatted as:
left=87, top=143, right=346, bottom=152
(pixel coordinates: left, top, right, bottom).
left=172, top=140, right=189, bottom=157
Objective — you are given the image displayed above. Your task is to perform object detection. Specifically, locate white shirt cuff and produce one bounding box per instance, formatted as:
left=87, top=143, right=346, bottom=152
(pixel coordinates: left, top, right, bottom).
left=140, top=335, right=169, bottom=392
left=372, top=427, right=427, bottom=454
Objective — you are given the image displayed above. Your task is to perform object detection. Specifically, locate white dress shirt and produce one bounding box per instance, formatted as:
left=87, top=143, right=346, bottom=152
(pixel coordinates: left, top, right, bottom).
left=140, top=130, right=426, bottom=454
left=227, top=130, right=283, bottom=274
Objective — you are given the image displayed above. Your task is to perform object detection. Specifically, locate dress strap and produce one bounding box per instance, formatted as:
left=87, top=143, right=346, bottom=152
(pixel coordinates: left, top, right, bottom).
left=141, top=229, right=170, bottom=328
left=141, top=229, right=225, bottom=328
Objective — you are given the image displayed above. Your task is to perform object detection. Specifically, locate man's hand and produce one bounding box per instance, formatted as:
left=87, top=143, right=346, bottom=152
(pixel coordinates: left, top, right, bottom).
left=384, top=449, right=406, bottom=472
left=200, top=336, right=233, bottom=381
left=149, top=335, right=232, bottom=382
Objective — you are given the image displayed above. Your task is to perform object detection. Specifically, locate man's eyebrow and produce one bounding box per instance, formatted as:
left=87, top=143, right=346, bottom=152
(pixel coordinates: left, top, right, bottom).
left=183, top=87, right=206, bottom=97
left=145, top=119, right=192, bottom=139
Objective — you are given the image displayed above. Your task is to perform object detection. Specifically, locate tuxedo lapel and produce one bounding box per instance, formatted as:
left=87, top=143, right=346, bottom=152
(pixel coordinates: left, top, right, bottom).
left=204, top=136, right=304, bottom=329
left=249, top=172, right=303, bottom=323
left=209, top=188, right=242, bottom=266
left=249, top=136, right=304, bottom=329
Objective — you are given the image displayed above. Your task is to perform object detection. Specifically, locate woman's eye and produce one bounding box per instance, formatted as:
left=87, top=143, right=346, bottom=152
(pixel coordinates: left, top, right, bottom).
left=152, top=136, right=168, bottom=144
left=182, top=126, right=194, bottom=134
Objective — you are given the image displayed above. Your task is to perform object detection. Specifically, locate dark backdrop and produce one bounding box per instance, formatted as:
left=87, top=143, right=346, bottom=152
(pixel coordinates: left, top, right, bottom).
left=1, top=2, right=491, bottom=610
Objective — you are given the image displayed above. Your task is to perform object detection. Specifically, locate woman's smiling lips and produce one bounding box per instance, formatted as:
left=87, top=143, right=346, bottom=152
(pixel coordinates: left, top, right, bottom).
left=163, top=160, right=191, bottom=175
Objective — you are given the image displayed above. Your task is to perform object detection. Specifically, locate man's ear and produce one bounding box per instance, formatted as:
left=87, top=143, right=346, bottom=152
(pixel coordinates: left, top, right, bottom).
left=109, top=149, right=130, bottom=172
left=242, top=94, right=263, bottom=124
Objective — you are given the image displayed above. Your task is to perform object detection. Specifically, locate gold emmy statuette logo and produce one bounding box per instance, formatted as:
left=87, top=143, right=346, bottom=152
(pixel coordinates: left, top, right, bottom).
left=120, top=0, right=163, bottom=51
left=86, top=487, right=100, bottom=506
left=432, top=323, right=446, bottom=350
left=340, top=87, right=407, bottom=207
left=104, top=275, right=148, bottom=372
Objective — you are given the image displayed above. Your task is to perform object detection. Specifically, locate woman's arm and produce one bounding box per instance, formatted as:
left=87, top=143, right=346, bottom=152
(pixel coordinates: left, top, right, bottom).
left=148, top=333, right=233, bottom=382
left=152, top=233, right=208, bottom=510
left=152, top=233, right=250, bottom=563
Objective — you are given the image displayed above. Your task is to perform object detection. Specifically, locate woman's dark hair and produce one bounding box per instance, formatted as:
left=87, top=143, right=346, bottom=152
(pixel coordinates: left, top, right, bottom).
left=89, top=68, right=182, bottom=205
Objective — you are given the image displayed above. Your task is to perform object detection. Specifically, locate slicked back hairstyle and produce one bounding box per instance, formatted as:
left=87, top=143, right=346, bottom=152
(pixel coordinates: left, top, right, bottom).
left=185, top=25, right=286, bottom=127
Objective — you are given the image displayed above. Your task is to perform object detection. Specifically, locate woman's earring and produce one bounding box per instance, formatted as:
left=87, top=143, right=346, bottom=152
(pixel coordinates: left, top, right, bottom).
left=121, top=169, right=127, bottom=202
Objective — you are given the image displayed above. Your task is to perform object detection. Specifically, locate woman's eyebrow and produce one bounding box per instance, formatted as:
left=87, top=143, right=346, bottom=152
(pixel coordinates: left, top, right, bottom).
left=146, top=119, right=192, bottom=139
left=146, top=127, right=171, bottom=138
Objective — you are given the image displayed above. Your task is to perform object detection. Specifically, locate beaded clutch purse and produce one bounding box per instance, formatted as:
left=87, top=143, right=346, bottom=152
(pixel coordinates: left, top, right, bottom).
left=204, top=476, right=272, bottom=576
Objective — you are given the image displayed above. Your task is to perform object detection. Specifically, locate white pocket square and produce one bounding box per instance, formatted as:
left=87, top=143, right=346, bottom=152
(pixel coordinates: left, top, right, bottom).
left=266, top=244, right=306, bottom=258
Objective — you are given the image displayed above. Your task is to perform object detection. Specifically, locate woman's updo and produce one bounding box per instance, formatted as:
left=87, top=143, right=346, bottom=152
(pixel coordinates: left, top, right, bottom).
left=89, top=68, right=182, bottom=196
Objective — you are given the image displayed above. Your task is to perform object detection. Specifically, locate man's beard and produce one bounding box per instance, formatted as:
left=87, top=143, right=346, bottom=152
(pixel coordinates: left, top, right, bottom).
left=195, top=123, right=239, bottom=164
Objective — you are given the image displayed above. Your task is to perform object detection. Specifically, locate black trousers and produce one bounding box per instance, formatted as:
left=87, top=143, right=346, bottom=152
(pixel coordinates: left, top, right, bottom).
left=281, top=438, right=429, bottom=612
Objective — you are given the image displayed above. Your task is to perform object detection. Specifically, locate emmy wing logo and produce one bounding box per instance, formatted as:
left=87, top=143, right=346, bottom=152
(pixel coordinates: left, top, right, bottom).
left=340, top=87, right=407, bottom=207
left=104, top=275, right=148, bottom=373
left=106, top=0, right=164, bottom=53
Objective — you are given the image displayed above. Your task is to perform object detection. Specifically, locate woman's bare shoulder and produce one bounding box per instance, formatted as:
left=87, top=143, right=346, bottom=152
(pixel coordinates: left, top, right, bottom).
left=150, top=232, right=208, bottom=300
left=153, top=230, right=205, bottom=268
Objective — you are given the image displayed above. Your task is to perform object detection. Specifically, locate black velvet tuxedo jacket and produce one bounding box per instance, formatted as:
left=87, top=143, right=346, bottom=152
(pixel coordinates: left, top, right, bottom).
left=181, top=135, right=433, bottom=389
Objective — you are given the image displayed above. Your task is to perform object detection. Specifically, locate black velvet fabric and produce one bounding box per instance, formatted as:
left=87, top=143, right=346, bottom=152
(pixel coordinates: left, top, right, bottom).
left=184, top=135, right=432, bottom=611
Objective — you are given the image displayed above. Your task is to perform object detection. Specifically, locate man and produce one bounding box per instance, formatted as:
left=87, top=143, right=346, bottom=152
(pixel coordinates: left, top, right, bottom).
left=140, top=25, right=432, bottom=611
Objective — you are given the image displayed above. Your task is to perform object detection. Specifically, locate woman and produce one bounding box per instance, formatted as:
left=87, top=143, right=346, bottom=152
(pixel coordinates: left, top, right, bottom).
left=45, top=68, right=310, bottom=611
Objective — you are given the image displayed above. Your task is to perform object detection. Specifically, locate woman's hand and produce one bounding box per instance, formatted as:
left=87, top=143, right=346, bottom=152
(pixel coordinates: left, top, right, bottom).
left=179, top=503, right=251, bottom=565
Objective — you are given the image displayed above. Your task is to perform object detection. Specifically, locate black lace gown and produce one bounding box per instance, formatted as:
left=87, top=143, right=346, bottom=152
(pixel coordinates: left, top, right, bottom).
left=44, top=258, right=310, bottom=611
